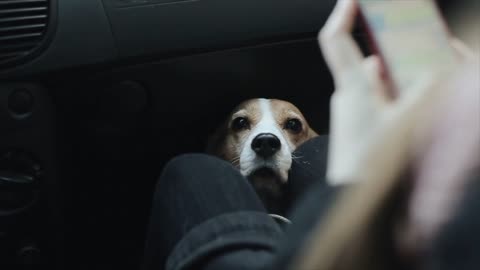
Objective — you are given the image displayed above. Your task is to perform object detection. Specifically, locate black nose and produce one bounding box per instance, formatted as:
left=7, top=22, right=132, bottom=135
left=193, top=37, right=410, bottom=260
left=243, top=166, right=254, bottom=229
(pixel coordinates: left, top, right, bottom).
left=251, top=133, right=281, bottom=158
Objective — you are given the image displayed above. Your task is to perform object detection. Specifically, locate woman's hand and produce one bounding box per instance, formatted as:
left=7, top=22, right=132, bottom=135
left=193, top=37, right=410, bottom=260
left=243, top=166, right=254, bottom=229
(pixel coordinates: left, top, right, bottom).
left=321, top=0, right=446, bottom=186
left=400, top=56, right=480, bottom=254
left=295, top=2, right=478, bottom=269
left=321, top=0, right=480, bottom=256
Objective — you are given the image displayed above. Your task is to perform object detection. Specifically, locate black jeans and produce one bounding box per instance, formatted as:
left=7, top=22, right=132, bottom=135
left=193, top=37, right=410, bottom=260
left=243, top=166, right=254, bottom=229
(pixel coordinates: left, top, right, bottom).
left=141, top=136, right=338, bottom=270
left=141, top=135, right=480, bottom=270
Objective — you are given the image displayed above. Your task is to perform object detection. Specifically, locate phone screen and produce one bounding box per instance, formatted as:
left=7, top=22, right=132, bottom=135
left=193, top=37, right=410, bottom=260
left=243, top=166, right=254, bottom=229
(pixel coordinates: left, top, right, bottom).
left=359, top=0, right=456, bottom=92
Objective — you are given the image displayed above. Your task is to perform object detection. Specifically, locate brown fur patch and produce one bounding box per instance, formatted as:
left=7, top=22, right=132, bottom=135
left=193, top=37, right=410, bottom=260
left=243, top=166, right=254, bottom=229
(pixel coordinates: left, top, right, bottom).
left=270, top=99, right=318, bottom=148
left=207, top=99, right=262, bottom=166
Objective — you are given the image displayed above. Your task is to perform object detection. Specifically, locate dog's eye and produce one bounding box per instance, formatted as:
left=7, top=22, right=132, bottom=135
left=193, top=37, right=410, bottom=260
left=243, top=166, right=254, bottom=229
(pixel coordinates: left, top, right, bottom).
left=285, top=119, right=302, bottom=133
left=232, top=117, right=250, bottom=131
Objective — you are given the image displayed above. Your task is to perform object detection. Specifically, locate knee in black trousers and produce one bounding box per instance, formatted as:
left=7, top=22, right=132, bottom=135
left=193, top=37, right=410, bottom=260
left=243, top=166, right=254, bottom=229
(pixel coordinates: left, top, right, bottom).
left=143, top=154, right=268, bottom=270
left=156, top=153, right=267, bottom=217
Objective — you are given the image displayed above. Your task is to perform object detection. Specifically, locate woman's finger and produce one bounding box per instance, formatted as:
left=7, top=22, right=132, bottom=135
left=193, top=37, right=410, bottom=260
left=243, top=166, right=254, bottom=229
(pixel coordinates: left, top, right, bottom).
left=319, top=0, right=363, bottom=84
left=323, top=0, right=357, bottom=34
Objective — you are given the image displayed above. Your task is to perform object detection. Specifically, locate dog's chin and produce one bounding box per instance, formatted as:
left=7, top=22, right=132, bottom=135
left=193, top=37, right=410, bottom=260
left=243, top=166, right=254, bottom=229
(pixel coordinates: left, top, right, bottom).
left=247, top=167, right=286, bottom=196
left=247, top=167, right=286, bottom=213
left=249, top=167, right=284, bottom=182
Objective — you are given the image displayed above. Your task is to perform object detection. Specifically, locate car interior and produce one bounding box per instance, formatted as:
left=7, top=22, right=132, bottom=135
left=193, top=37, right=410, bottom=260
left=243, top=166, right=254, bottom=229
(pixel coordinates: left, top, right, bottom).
left=0, top=0, right=458, bottom=269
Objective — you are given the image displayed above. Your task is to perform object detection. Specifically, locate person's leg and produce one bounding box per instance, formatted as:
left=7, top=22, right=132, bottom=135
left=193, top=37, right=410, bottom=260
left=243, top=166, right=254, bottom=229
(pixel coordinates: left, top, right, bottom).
left=265, top=134, right=344, bottom=269
left=285, top=135, right=330, bottom=213
left=427, top=170, right=480, bottom=270
left=141, top=154, right=283, bottom=270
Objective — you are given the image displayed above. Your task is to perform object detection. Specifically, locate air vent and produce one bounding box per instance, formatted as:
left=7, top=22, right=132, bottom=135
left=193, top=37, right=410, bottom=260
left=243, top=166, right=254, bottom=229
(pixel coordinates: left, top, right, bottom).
left=0, top=0, right=50, bottom=67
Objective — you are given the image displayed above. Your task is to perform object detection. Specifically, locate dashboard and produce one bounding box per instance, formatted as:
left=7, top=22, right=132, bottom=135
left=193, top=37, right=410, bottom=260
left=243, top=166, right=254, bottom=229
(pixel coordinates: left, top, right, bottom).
left=0, top=0, right=334, bottom=79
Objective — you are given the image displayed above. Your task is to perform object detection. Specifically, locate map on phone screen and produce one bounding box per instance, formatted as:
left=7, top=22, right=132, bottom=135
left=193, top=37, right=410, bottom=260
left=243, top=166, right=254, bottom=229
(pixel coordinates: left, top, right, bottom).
left=360, top=0, right=457, bottom=91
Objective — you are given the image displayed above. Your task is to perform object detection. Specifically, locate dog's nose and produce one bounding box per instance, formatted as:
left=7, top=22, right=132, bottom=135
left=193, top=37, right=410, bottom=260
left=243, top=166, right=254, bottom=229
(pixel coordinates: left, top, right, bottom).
left=251, top=133, right=281, bottom=158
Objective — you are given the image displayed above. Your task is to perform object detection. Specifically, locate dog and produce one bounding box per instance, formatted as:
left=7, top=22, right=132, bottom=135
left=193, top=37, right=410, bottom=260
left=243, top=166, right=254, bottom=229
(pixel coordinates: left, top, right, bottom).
left=207, top=98, right=317, bottom=213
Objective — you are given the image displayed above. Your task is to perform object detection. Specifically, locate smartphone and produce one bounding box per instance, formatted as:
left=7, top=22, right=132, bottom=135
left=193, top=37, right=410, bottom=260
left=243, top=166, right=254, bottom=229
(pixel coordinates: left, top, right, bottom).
left=358, top=0, right=457, bottom=96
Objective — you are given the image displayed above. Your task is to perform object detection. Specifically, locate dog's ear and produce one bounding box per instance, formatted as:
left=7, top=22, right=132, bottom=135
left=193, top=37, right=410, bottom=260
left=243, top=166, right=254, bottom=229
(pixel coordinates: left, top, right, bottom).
left=307, top=127, right=319, bottom=140
left=206, top=122, right=228, bottom=158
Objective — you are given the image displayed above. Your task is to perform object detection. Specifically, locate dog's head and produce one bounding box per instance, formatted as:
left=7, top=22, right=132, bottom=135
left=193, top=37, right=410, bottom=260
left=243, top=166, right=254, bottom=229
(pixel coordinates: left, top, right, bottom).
left=208, top=98, right=317, bottom=183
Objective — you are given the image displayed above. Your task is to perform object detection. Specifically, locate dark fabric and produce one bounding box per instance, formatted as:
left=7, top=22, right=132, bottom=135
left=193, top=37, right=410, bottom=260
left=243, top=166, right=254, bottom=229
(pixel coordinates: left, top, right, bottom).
left=167, top=211, right=282, bottom=270
left=198, top=248, right=274, bottom=270
left=285, top=135, right=330, bottom=214
left=141, top=136, right=334, bottom=270
left=141, top=154, right=282, bottom=270
left=141, top=135, right=480, bottom=270
left=268, top=181, right=341, bottom=270
left=425, top=169, right=480, bottom=270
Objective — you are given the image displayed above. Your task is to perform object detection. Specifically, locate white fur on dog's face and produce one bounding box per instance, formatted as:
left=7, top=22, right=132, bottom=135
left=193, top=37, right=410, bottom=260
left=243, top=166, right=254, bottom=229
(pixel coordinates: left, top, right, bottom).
left=208, top=99, right=317, bottom=183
